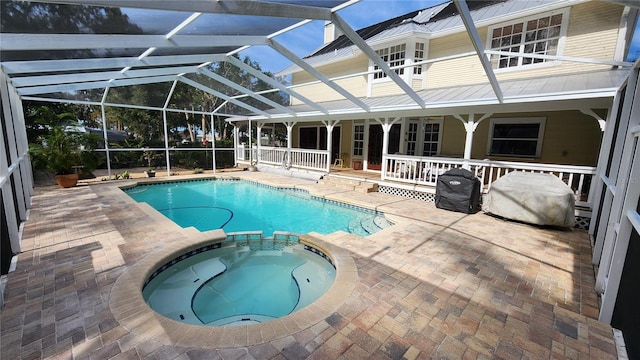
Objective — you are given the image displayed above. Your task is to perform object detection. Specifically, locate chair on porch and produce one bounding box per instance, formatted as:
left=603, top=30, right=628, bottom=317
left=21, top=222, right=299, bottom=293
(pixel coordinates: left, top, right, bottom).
left=333, top=153, right=348, bottom=168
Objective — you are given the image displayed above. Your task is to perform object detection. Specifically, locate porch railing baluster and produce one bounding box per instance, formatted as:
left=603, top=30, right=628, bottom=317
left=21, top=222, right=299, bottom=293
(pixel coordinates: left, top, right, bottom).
left=382, top=154, right=596, bottom=208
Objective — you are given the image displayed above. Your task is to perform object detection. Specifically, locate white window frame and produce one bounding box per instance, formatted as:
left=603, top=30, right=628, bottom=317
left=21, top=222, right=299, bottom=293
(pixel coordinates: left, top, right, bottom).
left=413, top=41, right=426, bottom=77
left=372, top=43, right=406, bottom=81
left=486, top=8, right=569, bottom=72
left=487, top=117, right=546, bottom=158
left=421, top=119, right=442, bottom=156
left=353, top=123, right=364, bottom=157
left=405, top=117, right=443, bottom=156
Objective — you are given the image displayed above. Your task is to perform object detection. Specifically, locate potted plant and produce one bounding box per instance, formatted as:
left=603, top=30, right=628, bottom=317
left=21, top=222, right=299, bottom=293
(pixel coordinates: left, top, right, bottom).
left=30, top=125, right=89, bottom=187
left=28, top=109, right=98, bottom=188
left=142, top=150, right=160, bottom=177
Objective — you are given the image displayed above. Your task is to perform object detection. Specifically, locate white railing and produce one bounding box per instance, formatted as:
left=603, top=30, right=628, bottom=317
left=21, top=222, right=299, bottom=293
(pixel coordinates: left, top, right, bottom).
left=288, top=148, right=329, bottom=171
left=383, top=154, right=596, bottom=207
left=237, top=145, right=329, bottom=172
left=257, top=147, right=288, bottom=166
left=236, top=144, right=253, bottom=163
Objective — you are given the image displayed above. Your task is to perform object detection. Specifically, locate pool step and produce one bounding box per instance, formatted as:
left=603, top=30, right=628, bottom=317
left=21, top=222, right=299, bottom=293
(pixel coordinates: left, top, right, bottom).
left=348, top=215, right=393, bottom=235
left=318, top=176, right=378, bottom=193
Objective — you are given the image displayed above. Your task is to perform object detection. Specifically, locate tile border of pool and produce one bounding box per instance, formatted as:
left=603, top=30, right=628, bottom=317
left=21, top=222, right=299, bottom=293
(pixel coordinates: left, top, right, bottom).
left=108, top=228, right=358, bottom=349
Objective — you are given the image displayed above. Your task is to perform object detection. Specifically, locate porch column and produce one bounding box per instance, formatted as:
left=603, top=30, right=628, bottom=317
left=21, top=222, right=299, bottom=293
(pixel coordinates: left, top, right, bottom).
left=285, top=121, right=296, bottom=169
left=376, top=117, right=401, bottom=176
left=454, top=113, right=492, bottom=169
left=322, top=120, right=339, bottom=172
left=248, top=120, right=253, bottom=164
left=285, top=121, right=296, bottom=149
left=363, top=119, right=370, bottom=170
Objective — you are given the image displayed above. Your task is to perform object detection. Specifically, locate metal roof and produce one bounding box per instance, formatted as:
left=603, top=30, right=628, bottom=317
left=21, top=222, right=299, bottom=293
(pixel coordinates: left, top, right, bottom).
left=250, top=68, right=629, bottom=123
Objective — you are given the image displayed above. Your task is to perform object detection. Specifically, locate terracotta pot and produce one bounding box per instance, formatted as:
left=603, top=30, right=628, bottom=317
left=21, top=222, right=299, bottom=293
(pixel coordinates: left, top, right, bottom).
left=54, top=173, right=79, bottom=188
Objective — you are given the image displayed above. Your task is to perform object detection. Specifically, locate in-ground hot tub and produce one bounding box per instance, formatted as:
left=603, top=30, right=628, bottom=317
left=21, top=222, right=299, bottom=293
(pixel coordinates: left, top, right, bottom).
left=142, top=233, right=336, bottom=326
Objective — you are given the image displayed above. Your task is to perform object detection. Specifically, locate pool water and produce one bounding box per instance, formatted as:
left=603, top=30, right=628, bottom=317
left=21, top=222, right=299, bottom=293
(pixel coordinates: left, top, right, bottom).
left=142, top=241, right=336, bottom=326
left=125, top=179, right=392, bottom=236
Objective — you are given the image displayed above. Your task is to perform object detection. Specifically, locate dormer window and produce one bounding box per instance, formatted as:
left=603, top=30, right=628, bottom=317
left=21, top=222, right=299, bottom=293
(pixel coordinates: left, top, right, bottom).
left=374, top=44, right=406, bottom=79
left=488, top=10, right=568, bottom=70
left=369, top=40, right=427, bottom=89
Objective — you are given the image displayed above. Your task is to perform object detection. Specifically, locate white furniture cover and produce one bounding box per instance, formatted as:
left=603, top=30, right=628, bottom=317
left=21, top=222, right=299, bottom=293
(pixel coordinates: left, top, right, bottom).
left=483, top=171, right=575, bottom=227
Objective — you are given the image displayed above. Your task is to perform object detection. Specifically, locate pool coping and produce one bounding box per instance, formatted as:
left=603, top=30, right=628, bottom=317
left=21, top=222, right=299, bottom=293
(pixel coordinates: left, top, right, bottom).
left=109, top=228, right=358, bottom=349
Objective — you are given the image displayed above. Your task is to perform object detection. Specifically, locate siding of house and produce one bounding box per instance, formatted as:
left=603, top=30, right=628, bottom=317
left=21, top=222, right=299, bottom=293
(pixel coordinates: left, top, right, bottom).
left=290, top=56, right=369, bottom=105
left=370, top=80, right=405, bottom=98
left=564, top=2, right=622, bottom=64
left=439, top=116, right=466, bottom=156
left=426, top=31, right=487, bottom=89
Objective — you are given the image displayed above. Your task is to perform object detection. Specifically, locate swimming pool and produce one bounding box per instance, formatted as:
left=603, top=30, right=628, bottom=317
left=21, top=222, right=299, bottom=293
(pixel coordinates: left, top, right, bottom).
left=142, top=235, right=336, bottom=326
left=124, top=179, right=392, bottom=236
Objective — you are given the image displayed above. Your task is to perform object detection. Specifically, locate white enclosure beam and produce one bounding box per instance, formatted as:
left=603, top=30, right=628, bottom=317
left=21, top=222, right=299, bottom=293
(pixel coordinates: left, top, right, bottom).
left=484, top=50, right=632, bottom=68
left=331, top=13, right=426, bottom=108
left=33, top=0, right=334, bottom=20
left=453, top=0, right=504, bottom=103
left=1, top=34, right=267, bottom=51
left=1, top=54, right=226, bottom=75
left=225, top=56, right=328, bottom=114
left=11, top=66, right=201, bottom=88
left=178, top=76, right=271, bottom=118
left=268, top=38, right=370, bottom=112
left=198, top=68, right=296, bottom=116
left=16, top=75, right=178, bottom=96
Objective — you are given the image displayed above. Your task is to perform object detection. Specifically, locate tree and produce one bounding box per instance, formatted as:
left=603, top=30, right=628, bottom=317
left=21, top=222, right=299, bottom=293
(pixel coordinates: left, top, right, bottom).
left=0, top=2, right=143, bottom=61
left=105, top=83, right=172, bottom=143
left=168, top=55, right=290, bottom=142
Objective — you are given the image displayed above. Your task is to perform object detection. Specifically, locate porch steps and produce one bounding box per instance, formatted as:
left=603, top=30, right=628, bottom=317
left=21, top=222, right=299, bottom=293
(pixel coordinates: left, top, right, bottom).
left=318, top=175, right=378, bottom=193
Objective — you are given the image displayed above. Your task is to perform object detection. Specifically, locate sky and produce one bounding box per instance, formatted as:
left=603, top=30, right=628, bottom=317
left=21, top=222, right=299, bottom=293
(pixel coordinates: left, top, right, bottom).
left=239, top=0, right=446, bottom=74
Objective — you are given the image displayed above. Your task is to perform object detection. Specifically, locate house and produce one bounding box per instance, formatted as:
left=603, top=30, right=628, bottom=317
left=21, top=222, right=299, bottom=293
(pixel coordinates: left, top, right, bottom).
left=229, top=0, right=634, bottom=225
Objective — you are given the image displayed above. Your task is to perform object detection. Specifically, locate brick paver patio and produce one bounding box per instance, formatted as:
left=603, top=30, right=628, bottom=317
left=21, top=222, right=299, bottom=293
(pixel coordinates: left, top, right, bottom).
left=0, top=171, right=619, bottom=359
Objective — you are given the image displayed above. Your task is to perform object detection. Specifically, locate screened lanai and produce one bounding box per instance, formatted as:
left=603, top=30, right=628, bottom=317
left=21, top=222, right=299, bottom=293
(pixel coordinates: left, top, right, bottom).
left=3, top=0, right=640, bottom=352
left=2, top=0, right=636, bottom=180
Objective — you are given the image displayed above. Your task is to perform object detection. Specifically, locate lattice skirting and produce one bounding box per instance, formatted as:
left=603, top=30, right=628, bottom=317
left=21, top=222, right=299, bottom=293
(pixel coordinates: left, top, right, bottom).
left=574, top=216, right=591, bottom=230
left=378, top=185, right=435, bottom=202
left=378, top=185, right=591, bottom=230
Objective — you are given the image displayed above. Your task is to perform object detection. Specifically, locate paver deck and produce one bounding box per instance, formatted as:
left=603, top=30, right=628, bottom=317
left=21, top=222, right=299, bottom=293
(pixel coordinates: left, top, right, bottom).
left=0, top=171, right=618, bottom=359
